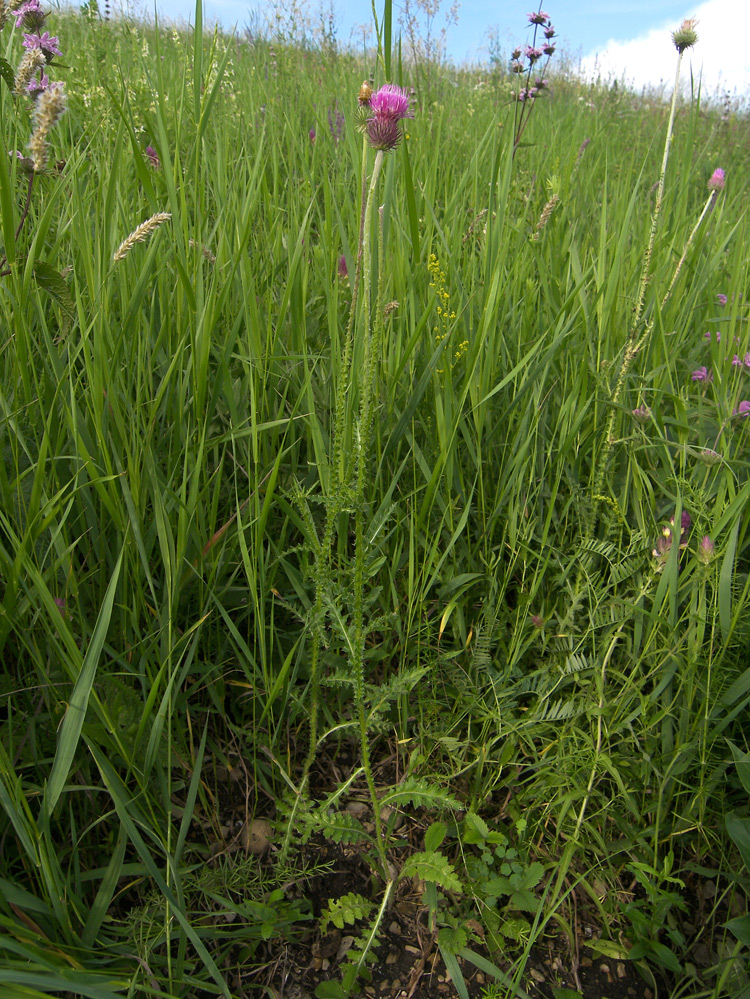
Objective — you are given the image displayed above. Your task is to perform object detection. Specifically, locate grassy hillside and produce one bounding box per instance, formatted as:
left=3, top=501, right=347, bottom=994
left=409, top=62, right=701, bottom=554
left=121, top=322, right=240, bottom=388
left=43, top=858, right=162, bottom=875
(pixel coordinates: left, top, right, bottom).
left=1, top=3, right=749, bottom=997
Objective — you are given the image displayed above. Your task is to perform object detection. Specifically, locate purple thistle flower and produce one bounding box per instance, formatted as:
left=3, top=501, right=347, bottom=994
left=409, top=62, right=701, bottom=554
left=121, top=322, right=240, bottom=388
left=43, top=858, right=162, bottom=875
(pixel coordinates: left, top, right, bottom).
left=366, top=84, right=413, bottom=151
left=369, top=84, right=414, bottom=121
left=732, top=400, right=750, bottom=418
left=525, top=45, right=544, bottom=63
left=337, top=254, right=348, bottom=279
left=708, top=167, right=725, bottom=191
left=527, top=10, right=550, bottom=25
left=145, top=145, right=160, bottom=168
left=717, top=293, right=728, bottom=306
left=632, top=405, right=651, bottom=423
left=691, top=366, right=711, bottom=382
left=367, top=113, right=402, bottom=151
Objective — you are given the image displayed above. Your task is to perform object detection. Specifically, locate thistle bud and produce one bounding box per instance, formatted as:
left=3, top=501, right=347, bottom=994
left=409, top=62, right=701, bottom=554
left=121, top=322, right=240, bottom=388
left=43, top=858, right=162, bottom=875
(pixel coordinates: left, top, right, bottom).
left=672, top=18, right=698, bottom=53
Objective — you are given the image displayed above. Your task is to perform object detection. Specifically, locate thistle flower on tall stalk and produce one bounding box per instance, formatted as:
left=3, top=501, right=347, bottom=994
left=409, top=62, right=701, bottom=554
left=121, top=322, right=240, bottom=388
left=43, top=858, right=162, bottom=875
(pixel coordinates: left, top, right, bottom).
left=290, top=82, right=413, bottom=879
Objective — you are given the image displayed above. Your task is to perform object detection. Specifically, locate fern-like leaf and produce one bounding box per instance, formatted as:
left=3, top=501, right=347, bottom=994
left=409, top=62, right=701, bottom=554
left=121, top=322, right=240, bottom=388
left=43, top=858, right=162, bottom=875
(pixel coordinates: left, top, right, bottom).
left=379, top=777, right=461, bottom=811
left=320, top=892, right=374, bottom=931
left=400, top=851, right=463, bottom=893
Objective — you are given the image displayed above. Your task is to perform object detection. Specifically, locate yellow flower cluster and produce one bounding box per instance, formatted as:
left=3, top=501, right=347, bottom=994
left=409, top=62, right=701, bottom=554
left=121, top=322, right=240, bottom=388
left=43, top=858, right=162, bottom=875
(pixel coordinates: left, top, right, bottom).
left=428, top=252, right=466, bottom=365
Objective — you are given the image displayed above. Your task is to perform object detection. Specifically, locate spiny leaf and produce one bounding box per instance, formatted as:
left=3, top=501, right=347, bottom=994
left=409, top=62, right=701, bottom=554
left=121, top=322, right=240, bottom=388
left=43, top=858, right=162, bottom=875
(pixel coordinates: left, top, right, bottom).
left=379, top=776, right=460, bottom=811
left=400, top=851, right=463, bottom=893
left=316, top=810, right=372, bottom=846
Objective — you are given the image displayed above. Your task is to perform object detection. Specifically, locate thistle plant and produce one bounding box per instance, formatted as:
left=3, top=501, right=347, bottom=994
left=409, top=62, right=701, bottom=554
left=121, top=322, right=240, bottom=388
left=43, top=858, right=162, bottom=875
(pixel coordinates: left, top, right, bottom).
left=288, top=82, right=414, bottom=885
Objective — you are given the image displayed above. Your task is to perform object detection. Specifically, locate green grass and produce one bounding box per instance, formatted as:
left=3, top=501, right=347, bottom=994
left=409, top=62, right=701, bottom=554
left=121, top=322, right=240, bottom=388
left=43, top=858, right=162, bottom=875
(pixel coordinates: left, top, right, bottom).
left=1, top=2, right=749, bottom=996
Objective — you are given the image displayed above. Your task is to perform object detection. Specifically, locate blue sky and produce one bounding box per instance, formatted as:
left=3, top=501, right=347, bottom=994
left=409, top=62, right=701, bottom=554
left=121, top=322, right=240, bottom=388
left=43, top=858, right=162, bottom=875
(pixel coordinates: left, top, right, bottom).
left=148, top=0, right=750, bottom=96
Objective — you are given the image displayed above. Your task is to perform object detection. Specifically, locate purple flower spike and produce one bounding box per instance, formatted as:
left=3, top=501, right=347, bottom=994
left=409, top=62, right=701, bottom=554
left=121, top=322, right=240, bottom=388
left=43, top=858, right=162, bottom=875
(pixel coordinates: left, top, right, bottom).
left=308, top=128, right=316, bottom=143
left=14, top=0, right=44, bottom=27
left=23, top=31, right=62, bottom=58
left=27, top=72, right=50, bottom=95
left=369, top=84, right=414, bottom=121
left=691, top=366, right=711, bottom=382
left=717, top=293, right=728, bottom=306
left=145, top=145, right=160, bottom=168
left=337, top=254, right=348, bottom=279
left=708, top=168, right=725, bottom=191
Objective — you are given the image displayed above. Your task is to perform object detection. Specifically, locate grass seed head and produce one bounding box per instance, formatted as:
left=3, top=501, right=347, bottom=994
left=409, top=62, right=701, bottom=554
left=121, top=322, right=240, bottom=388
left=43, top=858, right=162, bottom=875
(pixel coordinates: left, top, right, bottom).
left=114, top=212, right=172, bottom=262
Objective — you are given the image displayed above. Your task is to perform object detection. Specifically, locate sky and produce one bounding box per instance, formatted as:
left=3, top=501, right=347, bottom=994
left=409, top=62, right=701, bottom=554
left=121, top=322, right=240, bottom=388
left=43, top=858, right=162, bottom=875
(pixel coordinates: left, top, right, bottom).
left=149, top=0, right=750, bottom=100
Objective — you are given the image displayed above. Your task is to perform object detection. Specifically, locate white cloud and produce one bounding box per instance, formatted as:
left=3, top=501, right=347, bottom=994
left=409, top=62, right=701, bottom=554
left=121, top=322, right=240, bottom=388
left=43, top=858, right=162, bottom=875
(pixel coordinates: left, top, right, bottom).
left=579, top=0, right=750, bottom=101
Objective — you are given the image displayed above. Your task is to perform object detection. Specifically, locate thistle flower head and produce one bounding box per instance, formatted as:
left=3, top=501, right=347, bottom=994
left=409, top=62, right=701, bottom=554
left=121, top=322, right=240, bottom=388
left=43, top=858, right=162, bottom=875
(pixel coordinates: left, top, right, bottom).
left=708, top=167, right=725, bottom=191
left=366, top=114, right=402, bottom=151
left=672, top=18, right=698, bottom=53
left=369, top=83, right=413, bottom=120
left=364, top=83, right=413, bottom=151
left=632, top=404, right=651, bottom=423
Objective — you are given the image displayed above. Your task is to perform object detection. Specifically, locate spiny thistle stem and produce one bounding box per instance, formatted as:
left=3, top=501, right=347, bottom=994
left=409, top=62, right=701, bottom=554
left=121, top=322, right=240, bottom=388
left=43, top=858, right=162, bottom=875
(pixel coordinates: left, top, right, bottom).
left=296, top=135, right=373, bottom=809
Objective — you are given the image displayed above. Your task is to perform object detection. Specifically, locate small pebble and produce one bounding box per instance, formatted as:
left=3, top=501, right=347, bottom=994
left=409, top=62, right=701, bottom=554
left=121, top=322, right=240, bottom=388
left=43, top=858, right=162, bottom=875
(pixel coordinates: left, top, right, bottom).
left=389, top=920, right=400, bottom=934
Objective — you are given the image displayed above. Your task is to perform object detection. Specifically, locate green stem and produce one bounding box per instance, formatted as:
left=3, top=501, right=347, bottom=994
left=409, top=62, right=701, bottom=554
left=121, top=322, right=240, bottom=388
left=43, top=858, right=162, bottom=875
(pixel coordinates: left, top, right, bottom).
left=353, top=148, right=388, bottom=877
